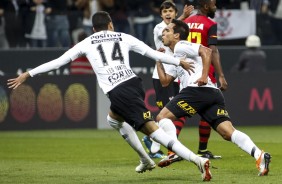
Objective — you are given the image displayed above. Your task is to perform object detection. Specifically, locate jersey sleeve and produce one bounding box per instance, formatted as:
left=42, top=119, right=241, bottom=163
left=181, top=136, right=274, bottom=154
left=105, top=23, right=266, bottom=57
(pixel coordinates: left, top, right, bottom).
left=28, top=43, right=85, bottom=77
left=29, top=50, right=73, bottom=77
left=174, top=41, right=200, bottom=58
left=164, top=64, right=178, bottom=78
left=123, top=33, right=180, bottom=66
left=153, top=25, right=164, bottom=49
left=207, top=24, right=218, bottom=46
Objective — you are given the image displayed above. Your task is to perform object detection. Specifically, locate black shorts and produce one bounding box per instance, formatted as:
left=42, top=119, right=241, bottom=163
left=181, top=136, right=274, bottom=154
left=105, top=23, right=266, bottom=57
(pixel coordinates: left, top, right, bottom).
left=153, top=79, right=180, bottom=109
left=166, top=87, right=231, bottom=129
left=108, top=77, right=153, bottom=131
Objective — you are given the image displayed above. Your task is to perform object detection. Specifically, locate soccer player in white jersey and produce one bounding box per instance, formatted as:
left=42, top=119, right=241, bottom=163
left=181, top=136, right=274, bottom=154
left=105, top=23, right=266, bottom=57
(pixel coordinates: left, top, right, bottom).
left=143, top=0, right=193, bottom=160
left=7, top=11, right=213, bottom=181
left=155, top=19, right=271, bottom=177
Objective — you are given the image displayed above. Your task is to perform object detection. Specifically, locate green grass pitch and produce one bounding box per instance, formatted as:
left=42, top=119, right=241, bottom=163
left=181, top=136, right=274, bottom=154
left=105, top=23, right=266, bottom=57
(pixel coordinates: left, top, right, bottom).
left=0, top=126, right=281, bottom=184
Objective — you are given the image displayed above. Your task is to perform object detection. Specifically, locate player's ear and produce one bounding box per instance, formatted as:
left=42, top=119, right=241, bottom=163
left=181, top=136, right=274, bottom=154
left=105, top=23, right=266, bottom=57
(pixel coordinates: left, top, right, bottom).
left=108, top=22, right=114, bottom=31
left=93, top=27, right=96, bottom=33
left=174, top=33, right=180, bottom=39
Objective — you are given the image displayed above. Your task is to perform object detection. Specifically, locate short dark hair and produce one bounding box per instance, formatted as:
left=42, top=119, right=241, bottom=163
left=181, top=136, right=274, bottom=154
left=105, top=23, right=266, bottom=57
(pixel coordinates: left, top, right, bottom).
left=160, top=0, right=178, bottom=14
left=171, top=19, right=189, bottom=40
left=92, top=11, right=112, bottom=32
left=198, top=0, right=210, bottom=8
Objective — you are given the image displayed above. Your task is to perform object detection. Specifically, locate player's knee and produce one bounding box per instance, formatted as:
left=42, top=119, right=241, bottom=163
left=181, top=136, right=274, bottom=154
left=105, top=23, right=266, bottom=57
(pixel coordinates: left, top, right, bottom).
left=107, top=115, right=123, bottom=129
left=156, top=113, right=165, bottom=122
left=221, top=133, right=232, bottom=141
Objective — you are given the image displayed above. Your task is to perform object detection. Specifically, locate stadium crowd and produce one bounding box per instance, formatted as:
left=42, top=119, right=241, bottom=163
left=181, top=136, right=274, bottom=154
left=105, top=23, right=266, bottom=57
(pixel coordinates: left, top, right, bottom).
left=0, top=0, right=281, bottom=49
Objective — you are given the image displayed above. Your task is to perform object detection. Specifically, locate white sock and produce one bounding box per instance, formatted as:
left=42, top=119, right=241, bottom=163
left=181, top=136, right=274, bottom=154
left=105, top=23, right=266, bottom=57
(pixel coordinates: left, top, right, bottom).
left=158, top=118, right=177, bottom=140
left=150, top=119, right=177, bottom=154
left=150, top=128, right=198, bottom=163
left=231, top=129, right=262, bottom=160
left=119, top=122, right=152, bottom=163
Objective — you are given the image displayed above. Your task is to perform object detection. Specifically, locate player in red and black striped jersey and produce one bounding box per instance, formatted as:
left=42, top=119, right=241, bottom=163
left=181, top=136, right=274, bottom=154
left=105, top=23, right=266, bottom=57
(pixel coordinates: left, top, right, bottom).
left=183, top=0, right=228, bottom=159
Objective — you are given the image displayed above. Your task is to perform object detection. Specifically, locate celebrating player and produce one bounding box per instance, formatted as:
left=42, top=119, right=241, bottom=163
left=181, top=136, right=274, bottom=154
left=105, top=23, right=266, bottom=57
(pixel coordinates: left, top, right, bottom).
left=7, top=11, right=212, bottom=181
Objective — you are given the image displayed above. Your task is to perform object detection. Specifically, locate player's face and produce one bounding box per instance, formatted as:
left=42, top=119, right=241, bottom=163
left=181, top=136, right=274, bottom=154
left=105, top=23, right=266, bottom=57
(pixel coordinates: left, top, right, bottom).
left=161, top=7, right=177, bottom=25
left=162, top=23, right=175, bottom=46
left=207, top=0, right=217, bottom=18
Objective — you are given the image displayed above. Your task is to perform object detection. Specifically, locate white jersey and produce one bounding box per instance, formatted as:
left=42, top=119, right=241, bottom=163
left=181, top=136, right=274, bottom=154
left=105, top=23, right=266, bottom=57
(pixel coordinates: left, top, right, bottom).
left=28, top=30, right=181, bottom=94
left=152, top=21, right=178, bottom=82
left=172, top=40, right=217, bottom=89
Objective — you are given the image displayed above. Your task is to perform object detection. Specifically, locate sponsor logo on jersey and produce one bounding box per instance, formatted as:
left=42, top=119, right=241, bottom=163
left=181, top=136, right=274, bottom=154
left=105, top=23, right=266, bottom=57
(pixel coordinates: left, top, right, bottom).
left=92, top=37, right=122, bottom=44
left=187, top=23, right=204, bottom=30
left=177, top=100, right=197, bottom=115
left=108, top=69, right=134, bottom=85
left=217, top=109, right=229, bottom=117
left=143, top=111, right=152, bottom=120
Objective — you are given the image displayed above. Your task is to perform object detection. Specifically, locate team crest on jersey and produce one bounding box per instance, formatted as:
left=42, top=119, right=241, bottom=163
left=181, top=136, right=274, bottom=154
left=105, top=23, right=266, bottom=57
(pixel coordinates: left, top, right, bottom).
left=214, top=11, right=232, bottom=37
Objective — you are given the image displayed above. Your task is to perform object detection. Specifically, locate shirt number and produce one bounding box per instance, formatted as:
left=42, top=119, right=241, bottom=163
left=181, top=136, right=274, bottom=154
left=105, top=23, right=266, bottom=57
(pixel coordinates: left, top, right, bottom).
left=97, top=42, right=124, bottom=66
left=187, top=32, right=202, bottom=44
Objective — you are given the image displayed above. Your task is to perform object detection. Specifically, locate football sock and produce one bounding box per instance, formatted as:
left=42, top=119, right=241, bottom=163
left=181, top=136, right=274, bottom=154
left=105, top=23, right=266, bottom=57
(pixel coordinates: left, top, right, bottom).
left=158, top=118, right=177, bottom=140
left=119, top=122, right=152, bottom=163
left=231, top=129, right=262, bottom=160
left=150, top=128, right=198, bottom=163
left=158, top=118, right=177, bottom=155
left=107, top=115, right=151, bottom=163
left=173, top=117, right=186, bottom=137
left=198, top=120, right=211, bottom=151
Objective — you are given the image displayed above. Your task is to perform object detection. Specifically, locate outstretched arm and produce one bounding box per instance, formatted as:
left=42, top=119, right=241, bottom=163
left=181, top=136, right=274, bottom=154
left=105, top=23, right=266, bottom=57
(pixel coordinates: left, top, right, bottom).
left=144, top=49, right=194, bottom=73
left=7, top=72, right=30, bottom=89
left=7, top=50, right=73, bottom=89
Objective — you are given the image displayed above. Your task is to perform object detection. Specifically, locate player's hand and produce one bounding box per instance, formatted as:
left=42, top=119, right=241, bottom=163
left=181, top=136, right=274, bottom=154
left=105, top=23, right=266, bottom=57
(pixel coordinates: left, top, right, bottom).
left=178, top=5, right=194, bottom=20
left=157, top=47, right=165, bottom=53
left=218, top=76, right=228, bottom=91
left=7, top=72, right=30, bottom=89
left=194, top=76, right=208, bottom=86
left=179, top=59, right=194, bottom=75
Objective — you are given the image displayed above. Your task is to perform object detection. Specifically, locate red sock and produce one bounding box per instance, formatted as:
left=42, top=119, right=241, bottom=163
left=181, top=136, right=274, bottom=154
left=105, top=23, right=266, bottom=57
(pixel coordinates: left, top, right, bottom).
left=198, top=120, right=211, bottom=151
left=173, top=117, right=186, bottom=137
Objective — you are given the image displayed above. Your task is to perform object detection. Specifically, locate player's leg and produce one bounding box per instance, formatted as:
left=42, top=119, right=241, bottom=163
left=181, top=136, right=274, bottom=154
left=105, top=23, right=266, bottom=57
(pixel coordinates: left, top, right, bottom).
left=107, top=111, right=156, bottom=173
left=197, top=120, right=221, bottom=159
left=152, top=80, right=185, bottom=156
left=203, top=89, right=271, bottom=176
left=216, top=120, right=271, bottom=176
left=140, top=119, right=212, bottom=181
left=171, top=81, right=186, bottom=138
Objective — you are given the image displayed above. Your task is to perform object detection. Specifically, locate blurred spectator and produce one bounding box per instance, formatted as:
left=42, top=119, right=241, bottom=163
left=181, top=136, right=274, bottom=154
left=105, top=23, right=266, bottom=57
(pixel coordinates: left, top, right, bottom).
left=72, top=0, right=100, bottom=36
left=70, top=31, right=94, bottom=75
left=0, top=0, right=29, bottom=48
left=0, top=8, right=9, bottom=48
left=128, top=0, right=155, bottom=46
left=268, top=0, right=282, bottom=45
left=25, top=0, right=49, bottom=48
left=110, top=0, right=130, bottom=34
left=217, top=0, right=243, bottom=9
left=254, top=0, right=275, bottom=45
left=231, top=35, right=266, bottom=72
left=45, top=0, right=71, bottom=47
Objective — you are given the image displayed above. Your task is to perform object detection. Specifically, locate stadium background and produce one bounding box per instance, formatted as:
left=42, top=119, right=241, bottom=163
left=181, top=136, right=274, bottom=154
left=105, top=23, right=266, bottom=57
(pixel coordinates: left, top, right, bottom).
left=0, top=48, right=281, bottom=130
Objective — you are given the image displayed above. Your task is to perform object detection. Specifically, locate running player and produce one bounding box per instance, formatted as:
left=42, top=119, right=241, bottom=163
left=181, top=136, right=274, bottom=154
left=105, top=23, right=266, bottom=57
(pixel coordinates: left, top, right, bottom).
left=7, top=11, right=212, bottom=181
left=156, top=18, right=271, bottom=177
left=183, top=0, right=227, bottom=159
